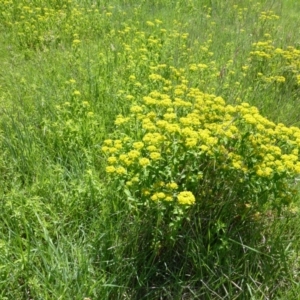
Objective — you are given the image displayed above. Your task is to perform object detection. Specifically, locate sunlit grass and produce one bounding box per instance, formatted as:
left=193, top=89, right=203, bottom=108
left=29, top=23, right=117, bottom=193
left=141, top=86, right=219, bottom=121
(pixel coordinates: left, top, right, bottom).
left=1, top=0, right=300, bottom=298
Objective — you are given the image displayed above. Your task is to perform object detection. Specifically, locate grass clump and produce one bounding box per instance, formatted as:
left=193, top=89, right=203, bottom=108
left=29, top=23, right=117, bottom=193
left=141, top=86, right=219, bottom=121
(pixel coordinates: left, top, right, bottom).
left=102, top=71, right=300, bottom=298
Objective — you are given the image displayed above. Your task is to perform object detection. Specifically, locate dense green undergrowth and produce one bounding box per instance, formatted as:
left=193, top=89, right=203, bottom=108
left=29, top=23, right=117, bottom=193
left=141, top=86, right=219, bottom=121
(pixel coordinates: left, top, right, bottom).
left=1, top=0, right=300, bottom=299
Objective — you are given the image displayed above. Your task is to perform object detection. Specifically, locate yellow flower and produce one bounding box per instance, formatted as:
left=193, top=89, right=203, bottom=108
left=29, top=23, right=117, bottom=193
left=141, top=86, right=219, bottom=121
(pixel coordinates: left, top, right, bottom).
left=116, top=167, right=126, bottom=175
left=132, top=176, right=139, bottom=183
left=139, top=157, right=150, bottom=167
left=124, top=158, right=133, bottom=166
left=115, top=115, right=130, bottom=125
left=200, top=145, right=209, bottom=152
left=177, top=191, right=196, bottom=205
left=119, top=154, right=127, bottom=161
left=163, top=113, right=177, bottom=120
left=151, top=194, right=158, bottom=201
left=142, top=120, right=156, bottom=131
left=243, top=114, right=257, bottom=125
left=147, top=145, right=157, bottom=152
left=151, top=192, right=165, bottom=201
left=114, top=140, right=123, bottom=149
left=232, top=160, right=242, bottom=169
left=157, top=192, right=166, bottom=199
left=133, top=142, right=144, bottom=150
left=127, top=150, right=140, bottom=159
left=294, top=163, right=300, bottom=174
left=101, top=146, right=110, bottom=153
left=143, top=133, right=164, bottom=145
left=73, top=90, right=81, bottom=96
left=108, top=147, right=118, bottom=154
left=107, top=156, right=117, bottom=164
left=142, top=189, right=150, bottom=196
left=165, top=195, right=173, bottom=201
left=185, top=138, right=197, bottom=148
left=174, top=88, right=184, bottom=96
left=106, top=166, right=116, bottom=173
left=256, top=168, right=264, bottom=177
left=257, top=167, right=273, bottom=177
left=146, top=21, right=155, bottom=27
left=147, top=111, right=156, bottom=119
left=166, top=182, right=178, bottom=190
left=130, top=105, right=143, bottom=113
left=189, top=64, right=198, bottom=71
left=165, top=123, right=180, bottom=133
left=156, top=120, right=168, bottom=128
left=150, top=152, right=161, bottom=160
left=275, top=76, right=285, bottom=83
left=118, top=153, right=131, bottom=166
left=149, top=74, right=163, bottom=81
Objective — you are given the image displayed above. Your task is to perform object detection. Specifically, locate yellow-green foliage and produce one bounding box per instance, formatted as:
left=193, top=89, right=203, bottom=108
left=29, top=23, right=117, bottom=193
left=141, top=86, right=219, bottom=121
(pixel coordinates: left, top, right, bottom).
left=42, top=81, right=101, bottom=156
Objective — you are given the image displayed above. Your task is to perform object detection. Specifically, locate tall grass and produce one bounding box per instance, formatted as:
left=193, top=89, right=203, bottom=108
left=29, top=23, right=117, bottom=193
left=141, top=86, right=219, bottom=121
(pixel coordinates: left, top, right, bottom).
left=0, top=0, right=300, bottom=298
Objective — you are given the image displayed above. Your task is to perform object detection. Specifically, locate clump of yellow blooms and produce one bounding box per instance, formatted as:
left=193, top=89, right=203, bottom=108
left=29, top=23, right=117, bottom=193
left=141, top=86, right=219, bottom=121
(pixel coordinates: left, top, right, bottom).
left=177, top=191, right=196, bottom=205
left=102, top=68, right=300, bottom=214
left=248, top=38, right=300, bottom=90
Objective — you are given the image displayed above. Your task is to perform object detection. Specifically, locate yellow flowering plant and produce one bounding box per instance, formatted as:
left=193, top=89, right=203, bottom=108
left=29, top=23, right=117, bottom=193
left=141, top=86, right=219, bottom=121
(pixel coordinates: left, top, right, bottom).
left=102, top=69, right=300, bottom=250
left=242, top=37, right=300, bottom=121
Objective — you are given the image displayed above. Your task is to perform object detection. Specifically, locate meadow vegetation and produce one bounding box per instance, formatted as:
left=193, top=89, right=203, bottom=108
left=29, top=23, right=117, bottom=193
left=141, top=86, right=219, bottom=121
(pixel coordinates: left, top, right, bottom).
left=1, top=0, right=300, bottom=298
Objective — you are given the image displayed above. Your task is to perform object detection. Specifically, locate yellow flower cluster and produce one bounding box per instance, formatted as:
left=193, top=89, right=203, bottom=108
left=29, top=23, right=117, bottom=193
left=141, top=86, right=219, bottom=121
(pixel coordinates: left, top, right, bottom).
left=249, top=39, right=300, bottom=87
left=103, top=69, right=300, bottom=210
left=259, top=11, right=280, bottom=21
left=177, top=191, right=196, bottom=205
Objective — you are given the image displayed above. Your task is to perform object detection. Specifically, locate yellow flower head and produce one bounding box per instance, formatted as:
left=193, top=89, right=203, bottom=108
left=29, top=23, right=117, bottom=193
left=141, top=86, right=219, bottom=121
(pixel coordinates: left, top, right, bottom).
left=166, top=182, right=178, bottom=190
left=73, top=90, right=81, bottom=96
left=101, top=146, right=110, bottom=153
left=142, top=189, right=150, bottom=196
left=127, top=150, right=140, bottom=159
left=133, top=142, right=144, bottom=150
left=165, top=195, right=173, bottom=201
left=150, top=152, right=161, bottom=160
left=147, top=145, right=158, bottom=152
left=116, top=167, right=126, bottom=175
left=130, top=105, right=143, bottom=113
left=107, top=156, right=117, bottom=164
left=139, top=157, right=150, bottom=167
left=106, top=166, right=116, bottom=173
left=115, top=115, right=130, bottom=125
left=151, top=194, right=158, bottom=201
left=157, top=192, right=166, bottom=199
left=177, top=191, right=196, bottom=205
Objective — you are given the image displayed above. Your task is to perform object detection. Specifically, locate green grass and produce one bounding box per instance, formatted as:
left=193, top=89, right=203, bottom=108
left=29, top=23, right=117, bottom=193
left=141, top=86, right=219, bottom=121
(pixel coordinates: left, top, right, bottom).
left=1, top=0, right=300, bottom=298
